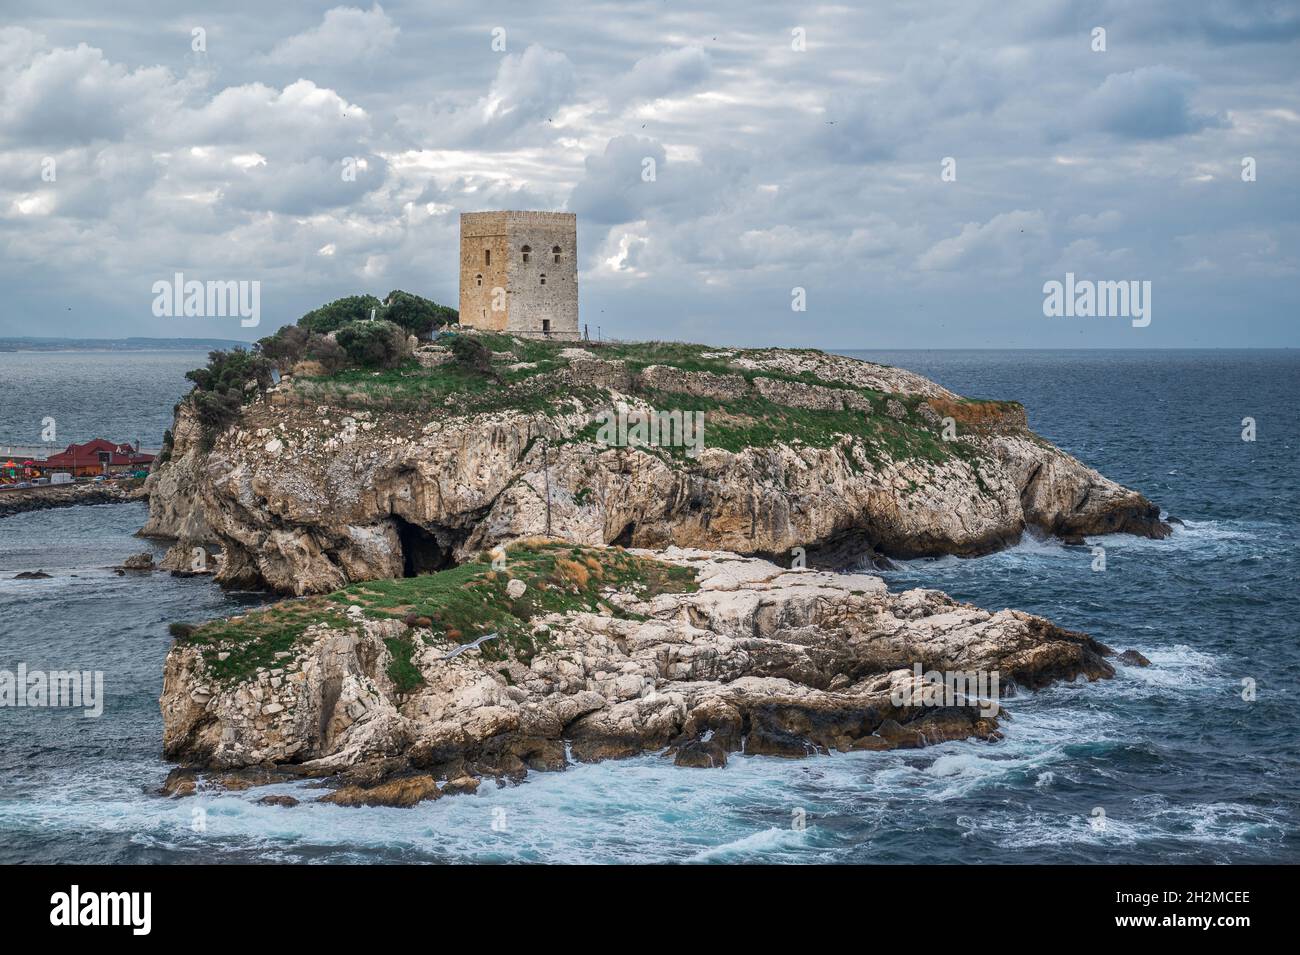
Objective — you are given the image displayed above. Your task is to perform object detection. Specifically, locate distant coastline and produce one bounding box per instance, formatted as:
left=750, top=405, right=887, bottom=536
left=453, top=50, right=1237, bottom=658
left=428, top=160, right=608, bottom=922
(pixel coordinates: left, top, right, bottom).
left=0, top=336, right=251, bottom=352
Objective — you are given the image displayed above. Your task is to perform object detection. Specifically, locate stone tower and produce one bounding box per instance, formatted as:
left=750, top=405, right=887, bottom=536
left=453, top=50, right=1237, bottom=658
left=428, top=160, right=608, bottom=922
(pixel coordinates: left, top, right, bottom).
left=458, top=211, right=579, bottom=340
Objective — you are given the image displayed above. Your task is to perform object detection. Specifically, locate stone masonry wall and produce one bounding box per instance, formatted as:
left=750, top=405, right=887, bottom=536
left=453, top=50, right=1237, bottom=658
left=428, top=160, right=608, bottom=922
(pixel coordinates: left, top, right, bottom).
left=459, top=211, right=579, bottom=339
left=459, top=212, right=510, bottom=332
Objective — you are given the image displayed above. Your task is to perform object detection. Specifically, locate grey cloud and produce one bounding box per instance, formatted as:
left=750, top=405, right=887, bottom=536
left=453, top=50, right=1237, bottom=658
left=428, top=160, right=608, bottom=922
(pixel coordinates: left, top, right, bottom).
left=817, top=93, right=904, bottom=163
left=916, top=210, right=1050, bottom=274
left=1084, top=67, right=1224, bottom=139
left=396, top=44, right=576, bottom=148
left=610, top=46, right=711, bottom=104
left=0, top=1, right=1295, bottom=347
left=569, top=135, right=669, bottom=225
left=415, top=177, right=555, bottom=217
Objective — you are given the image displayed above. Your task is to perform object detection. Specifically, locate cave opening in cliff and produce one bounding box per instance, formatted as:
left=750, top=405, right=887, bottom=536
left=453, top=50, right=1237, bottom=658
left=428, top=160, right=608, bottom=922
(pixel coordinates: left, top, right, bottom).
left=394, top=516, right=455, bottom=577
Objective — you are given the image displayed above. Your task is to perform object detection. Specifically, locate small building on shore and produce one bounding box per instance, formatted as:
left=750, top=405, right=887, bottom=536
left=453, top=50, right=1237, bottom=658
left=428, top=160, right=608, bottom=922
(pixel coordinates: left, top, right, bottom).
left=39, top=439, right=154, bottom=478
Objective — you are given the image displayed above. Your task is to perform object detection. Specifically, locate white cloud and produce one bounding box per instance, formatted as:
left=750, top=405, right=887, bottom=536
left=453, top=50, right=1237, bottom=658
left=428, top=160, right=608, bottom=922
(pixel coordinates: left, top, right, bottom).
left=480, top=45, right=576, bottom=131
left=266, top=4, right=399, bottom=66
left=917, top=210, right=1049, bottom=274
left=0, top=39, right=183, bottom=146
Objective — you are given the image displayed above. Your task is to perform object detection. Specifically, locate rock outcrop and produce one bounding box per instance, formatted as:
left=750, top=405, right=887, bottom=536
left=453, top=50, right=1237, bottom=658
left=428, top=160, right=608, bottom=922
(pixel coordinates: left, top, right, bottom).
left=160, top=546, right=1127, bottom=803
left=143, top=341, right=1167, bottom=595
left=0, top=480, right=145, bottom=519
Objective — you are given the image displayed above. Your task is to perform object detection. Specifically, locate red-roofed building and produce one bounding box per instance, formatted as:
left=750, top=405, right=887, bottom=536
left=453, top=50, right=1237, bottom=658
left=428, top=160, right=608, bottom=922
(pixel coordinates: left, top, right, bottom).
left=40, top=439, right=155, bottom=477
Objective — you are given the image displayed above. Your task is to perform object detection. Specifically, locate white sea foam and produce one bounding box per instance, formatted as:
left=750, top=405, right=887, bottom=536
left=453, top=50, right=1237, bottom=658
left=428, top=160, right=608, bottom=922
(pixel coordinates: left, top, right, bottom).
left=958, top=799, right=1288, bottom=852
left=686, top=826, right=813, bottom=863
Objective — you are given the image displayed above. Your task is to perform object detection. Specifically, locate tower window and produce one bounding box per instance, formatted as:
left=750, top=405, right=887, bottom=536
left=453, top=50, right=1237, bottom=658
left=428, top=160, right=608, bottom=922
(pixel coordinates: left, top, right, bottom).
left=475, top=273, right=483, bottom=287
left=540, top=274, right=546, bottom=285
left=552, top=245, right=561, bottom=263
left=521, top=245, right=531, bottom=263
left=542, top=319, right=551, bottom=335
left=484, top=248, right=490, bottom=266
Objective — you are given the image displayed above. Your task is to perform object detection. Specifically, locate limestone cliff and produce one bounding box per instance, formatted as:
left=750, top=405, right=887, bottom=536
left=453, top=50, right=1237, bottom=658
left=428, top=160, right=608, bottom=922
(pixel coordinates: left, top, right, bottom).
left=160, top=544, right=1131, bottom=802
left=143, top=339, right=1167, bottom=595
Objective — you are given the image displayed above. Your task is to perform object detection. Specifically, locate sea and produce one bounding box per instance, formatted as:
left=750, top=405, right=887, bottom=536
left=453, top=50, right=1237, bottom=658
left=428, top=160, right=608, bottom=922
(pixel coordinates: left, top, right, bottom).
left=0, top=348, right=1296, bottom=864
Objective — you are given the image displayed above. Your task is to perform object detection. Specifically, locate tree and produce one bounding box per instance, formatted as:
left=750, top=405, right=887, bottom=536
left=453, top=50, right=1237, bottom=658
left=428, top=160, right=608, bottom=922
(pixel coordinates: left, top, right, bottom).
left=297, top=294, right=383, bottom=335
left=382, top=289, right=458, bottom=339
left=335, top=319, right=410, bottom=369
left=185, top=348, right=274, bottom=394
left=304, top=334, right=348, bottom=373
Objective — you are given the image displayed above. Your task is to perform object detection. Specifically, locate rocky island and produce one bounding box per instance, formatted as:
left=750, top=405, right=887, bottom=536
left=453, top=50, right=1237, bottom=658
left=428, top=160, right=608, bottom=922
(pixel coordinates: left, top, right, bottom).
left=144, top=334, right=1167, bottom=592
left=148, top=321, right=1166, bottom=805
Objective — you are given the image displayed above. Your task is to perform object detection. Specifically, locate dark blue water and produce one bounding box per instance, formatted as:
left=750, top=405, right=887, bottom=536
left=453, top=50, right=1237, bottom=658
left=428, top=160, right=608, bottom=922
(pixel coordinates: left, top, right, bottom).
left=0, top=351, right=208, bottom=447
left=0, top=349, right=1295, bottom=863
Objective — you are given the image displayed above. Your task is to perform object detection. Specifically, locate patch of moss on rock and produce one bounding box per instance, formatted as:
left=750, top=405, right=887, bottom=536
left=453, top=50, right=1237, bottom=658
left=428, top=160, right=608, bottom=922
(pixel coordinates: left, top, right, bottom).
left=181, top=542, right=700, bottom=683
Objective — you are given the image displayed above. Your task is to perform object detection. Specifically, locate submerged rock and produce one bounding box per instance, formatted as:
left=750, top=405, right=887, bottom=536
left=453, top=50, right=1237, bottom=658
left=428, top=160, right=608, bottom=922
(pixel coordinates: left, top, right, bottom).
left=1116, top=649, right=1152, bottom=667
left=256, top=794, right=300, bottom=808
left=319, top=773, right=440, bottom=808
left=120, top=552, right=155, bottom=571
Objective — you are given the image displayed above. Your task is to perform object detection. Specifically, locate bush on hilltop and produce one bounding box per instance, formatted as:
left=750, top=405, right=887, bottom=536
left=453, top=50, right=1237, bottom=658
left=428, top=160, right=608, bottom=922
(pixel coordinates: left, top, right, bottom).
left=335, top=319, right=411, bottom=369
left=448, top=334, right=496, bottom=377
left=181, top=289, right=456, bottom=445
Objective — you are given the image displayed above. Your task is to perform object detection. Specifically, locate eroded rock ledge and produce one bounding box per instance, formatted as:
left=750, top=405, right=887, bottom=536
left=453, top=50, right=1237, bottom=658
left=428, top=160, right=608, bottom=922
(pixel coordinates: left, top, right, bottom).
left=143, top=341, right=1168, bottom=596
left=160, top=544, right=1133, bottom=806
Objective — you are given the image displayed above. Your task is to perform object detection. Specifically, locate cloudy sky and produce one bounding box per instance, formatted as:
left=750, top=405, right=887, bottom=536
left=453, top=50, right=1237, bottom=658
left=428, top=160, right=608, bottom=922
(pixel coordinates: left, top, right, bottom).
left=1, top=1, right=1297, bottom=348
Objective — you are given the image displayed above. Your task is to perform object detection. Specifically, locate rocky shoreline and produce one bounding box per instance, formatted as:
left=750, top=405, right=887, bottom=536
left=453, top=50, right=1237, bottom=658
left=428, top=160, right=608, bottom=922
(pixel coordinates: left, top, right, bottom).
left=0, top=481, right=146, bottom=519
left=158, top=543, right=1150, bottom=807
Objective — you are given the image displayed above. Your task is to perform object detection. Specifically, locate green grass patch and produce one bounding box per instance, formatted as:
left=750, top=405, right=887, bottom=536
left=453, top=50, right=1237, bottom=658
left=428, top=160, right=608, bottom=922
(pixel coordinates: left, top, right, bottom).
left=178, top=601, right=350, bottom=685
left=177, top=542, right=700, bottom=685
left=287, top=335, right=1008, bottom=474
left=383, top=632, right=423, bottom=696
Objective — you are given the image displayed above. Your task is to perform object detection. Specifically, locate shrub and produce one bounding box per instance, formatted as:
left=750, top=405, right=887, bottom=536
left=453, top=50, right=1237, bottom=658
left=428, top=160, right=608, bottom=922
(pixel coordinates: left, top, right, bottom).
left=169, top=622, right=197, bottom=640
left=189, top=389, right=243, bottom=443
left=448, top=335, right=495, bottom=376
left=157, top=428, right=174, bottom=466
left=304, top=334, right=348, bottom=373
left=184, top=348, right=274, bottom=446
left=335, top=319, right=410, bottom=369
left=185, top=347, right=273, bottom=394
left=257, top=324, right=309, bottom=367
